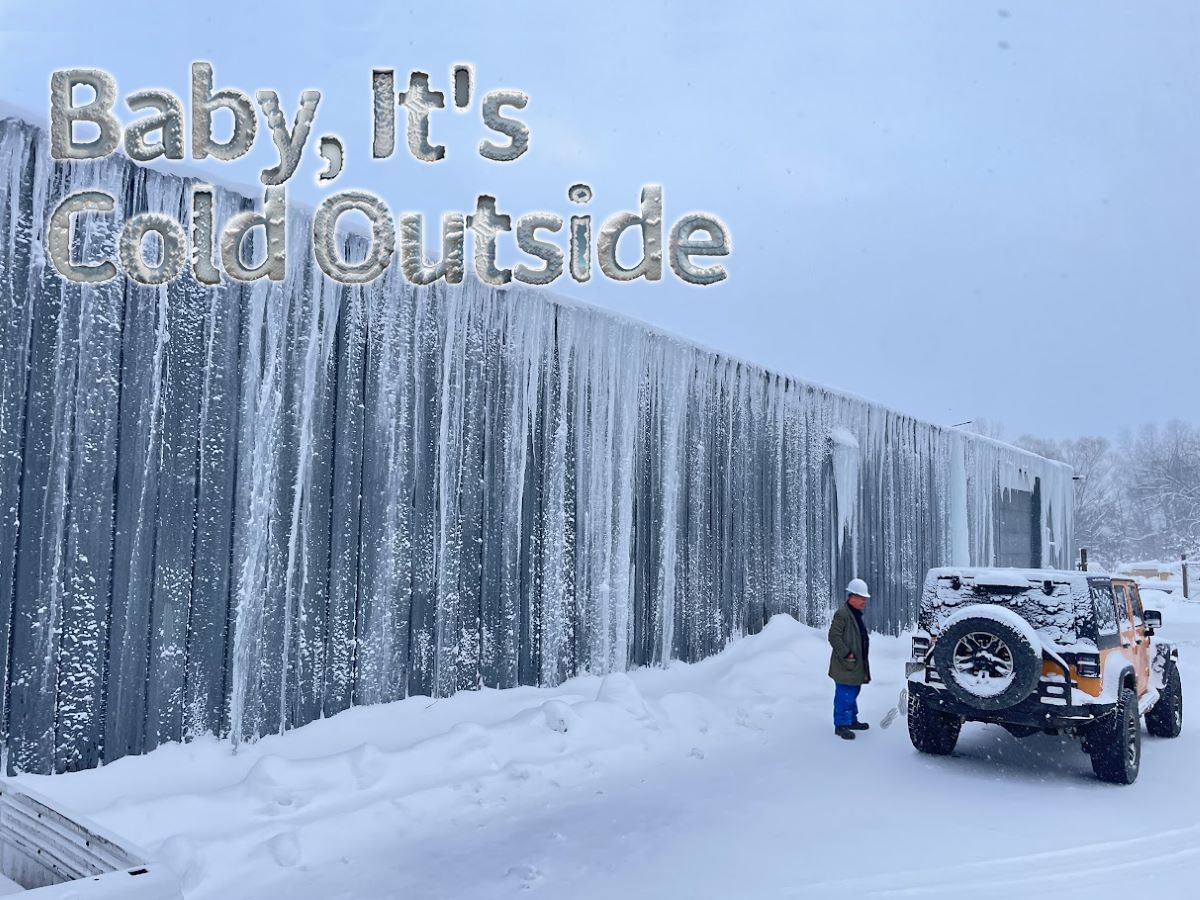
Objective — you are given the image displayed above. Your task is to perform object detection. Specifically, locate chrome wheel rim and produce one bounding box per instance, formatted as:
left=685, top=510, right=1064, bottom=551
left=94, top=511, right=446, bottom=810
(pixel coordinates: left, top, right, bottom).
left=951, top=632, right=1014, bottom=681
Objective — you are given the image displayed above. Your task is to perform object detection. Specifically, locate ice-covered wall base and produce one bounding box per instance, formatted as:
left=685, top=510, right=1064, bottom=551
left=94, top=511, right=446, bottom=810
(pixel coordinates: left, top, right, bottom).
left=0, top=117, right=1074, bottom=774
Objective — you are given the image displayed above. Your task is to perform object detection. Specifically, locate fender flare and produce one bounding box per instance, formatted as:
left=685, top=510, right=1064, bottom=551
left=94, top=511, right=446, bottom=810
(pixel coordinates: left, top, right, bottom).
left=1101, top=654, right=1138, bottom=702
left=1152, top=641, right=1180, bottom=689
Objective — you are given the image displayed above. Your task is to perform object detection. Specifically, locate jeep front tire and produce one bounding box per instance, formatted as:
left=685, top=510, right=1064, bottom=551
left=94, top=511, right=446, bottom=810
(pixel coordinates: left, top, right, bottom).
left=1087, top=687, right=1141, bottom=785
left=1145, top=664, right=1183, bottom=739
left=908, top=694, right=962, bottom=755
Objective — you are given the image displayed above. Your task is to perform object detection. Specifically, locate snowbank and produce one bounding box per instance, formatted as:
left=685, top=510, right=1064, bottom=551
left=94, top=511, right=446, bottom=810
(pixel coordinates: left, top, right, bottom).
left=11, top=606, right=1200, bottom=899
left=14, top=615, right=852, bottom=898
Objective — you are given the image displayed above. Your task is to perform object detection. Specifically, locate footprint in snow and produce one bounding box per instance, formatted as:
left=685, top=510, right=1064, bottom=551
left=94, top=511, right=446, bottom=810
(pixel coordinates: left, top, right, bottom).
left=348, top=744, right=387, bottom=790
left=268, top=831, right=301, bottom=868
left=505, top=863, right=543, bottom=890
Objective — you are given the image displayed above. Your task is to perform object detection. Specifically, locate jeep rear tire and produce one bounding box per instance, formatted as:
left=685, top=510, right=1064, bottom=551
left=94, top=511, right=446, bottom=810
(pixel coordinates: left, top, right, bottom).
left=1145, top=664, right=1183, bottom=739
left=932, top=614, right=1041, bottom=711
left=908, top=694, right=962, bottom=755
left=1087, top=687, right=1141, bottom=785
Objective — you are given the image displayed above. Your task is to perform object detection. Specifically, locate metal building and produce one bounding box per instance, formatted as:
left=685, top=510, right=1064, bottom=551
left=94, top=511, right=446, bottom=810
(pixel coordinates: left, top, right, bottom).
left=0, top=117, right=1073, bottom=773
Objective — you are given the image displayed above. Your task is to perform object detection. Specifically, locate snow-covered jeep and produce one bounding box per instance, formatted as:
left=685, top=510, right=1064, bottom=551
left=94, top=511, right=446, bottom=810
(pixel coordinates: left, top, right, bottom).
left=906, top=567, right=1183, bottom=784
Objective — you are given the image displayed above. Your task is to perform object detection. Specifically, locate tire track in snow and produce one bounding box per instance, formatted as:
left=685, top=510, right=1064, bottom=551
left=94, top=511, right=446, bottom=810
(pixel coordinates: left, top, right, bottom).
left=802, top=822, right=1200, bottom=897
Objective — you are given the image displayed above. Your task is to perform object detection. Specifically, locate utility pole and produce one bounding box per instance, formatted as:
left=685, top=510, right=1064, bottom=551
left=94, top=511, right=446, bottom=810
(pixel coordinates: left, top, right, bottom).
left=1184, top=552, right=1190, bottom=600
left=1079, top=548, right=1088, bottom=573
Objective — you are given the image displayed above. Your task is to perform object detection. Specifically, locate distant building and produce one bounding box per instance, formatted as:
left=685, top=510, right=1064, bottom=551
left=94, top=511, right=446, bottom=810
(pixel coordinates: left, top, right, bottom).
left=1118, top=562, right=1177, bottom=582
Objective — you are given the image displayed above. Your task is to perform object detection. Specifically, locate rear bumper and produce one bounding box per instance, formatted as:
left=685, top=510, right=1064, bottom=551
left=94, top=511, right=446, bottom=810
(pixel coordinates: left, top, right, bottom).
left=908, top=675, right=1115, bottom=730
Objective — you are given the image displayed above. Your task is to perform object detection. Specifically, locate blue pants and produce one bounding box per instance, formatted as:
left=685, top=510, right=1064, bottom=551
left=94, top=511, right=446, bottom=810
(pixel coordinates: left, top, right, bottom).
left=833, top=683, right=861, bottom=727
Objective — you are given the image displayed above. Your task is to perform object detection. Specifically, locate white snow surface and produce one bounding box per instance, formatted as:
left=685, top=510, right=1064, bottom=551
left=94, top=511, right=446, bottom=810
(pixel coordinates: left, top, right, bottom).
left=968, top=568, right=1048, bottom=589
left=923, top=567, right=1094, bottom=651
left=928, top=566, right=1102, bottom=586
left=14, top=600, right=1200, bottom=900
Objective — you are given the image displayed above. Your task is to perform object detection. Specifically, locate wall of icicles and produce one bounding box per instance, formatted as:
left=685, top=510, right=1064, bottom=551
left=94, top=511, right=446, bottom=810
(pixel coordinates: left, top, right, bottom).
left=0, top=117, right=1074, bottom=773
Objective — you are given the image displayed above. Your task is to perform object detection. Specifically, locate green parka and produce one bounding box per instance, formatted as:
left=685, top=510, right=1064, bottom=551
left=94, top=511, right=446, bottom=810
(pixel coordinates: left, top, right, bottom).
left=827, top=603, right=871, bottom=686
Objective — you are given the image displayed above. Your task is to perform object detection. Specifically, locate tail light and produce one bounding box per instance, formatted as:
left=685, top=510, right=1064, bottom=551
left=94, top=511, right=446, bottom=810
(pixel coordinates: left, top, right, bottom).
left=1074, top=653, right=1101, bottom=678
left=912, top=635, right=931, bottom=662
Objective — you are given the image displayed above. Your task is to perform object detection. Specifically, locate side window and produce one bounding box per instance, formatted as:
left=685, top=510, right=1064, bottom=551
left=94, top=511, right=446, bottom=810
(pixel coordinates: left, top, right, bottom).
left=1127, top=584, right=1145, bottom=626
left=1113, top=584, right=1136, bottom=631
left=1090, top=581, right=1120, bottom=636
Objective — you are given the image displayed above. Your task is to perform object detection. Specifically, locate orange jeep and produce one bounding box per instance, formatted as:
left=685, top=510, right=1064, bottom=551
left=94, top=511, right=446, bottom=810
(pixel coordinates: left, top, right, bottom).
left=906, top=567, right=1183, bottom=784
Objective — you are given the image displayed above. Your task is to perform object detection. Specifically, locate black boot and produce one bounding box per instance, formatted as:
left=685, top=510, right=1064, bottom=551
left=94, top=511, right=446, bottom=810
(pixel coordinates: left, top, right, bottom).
left=849, top=721, right=870, bottom=731
left=834, top=726, right=856, bottom=740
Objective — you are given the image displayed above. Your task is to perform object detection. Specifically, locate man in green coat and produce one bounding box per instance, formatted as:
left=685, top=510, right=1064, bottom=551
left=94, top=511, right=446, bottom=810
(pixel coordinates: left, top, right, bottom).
left=828, top=578, right=872, bottom=740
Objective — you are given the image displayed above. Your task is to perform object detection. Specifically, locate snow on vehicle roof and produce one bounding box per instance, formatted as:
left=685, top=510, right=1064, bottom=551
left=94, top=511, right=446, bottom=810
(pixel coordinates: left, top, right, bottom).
left=921, top=567, right=1101, bottom=649
left=926, top=566, right=1109, bottom=585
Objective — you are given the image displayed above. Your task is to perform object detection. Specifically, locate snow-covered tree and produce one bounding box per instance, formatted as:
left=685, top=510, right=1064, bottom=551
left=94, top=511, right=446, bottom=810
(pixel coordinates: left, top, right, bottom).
left=1119, top=421, right=1200, bottom=562
left=1016, top=434, right=1128, bottom=569
left=1010, top=421, right=1200, bottom=568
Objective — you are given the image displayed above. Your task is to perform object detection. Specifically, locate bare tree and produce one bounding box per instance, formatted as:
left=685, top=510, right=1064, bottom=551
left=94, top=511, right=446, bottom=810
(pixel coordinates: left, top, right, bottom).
left=1119, top=421, right=1200, bottom=561
left=976, top=417, right=1199, bottom=568
left=1016, top=434, right=1127, bottom=568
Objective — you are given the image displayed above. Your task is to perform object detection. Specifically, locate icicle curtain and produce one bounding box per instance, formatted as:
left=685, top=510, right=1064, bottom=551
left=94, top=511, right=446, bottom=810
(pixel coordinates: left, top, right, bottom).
left=0, top=118, right=1074, bottom=773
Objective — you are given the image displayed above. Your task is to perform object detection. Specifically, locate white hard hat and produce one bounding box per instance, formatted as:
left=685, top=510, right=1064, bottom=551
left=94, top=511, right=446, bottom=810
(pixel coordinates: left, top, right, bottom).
left=846, top=578, right=871, bottom=599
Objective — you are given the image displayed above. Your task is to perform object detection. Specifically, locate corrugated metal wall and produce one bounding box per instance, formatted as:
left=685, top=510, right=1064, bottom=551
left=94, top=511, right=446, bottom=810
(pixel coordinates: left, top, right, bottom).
left=0, top=117, right=1074, bottom=774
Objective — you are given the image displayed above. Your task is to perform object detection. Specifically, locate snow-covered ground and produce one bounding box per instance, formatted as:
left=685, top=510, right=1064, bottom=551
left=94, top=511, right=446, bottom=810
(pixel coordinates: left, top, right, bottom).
left=14, top=592, right=1200, bottom=899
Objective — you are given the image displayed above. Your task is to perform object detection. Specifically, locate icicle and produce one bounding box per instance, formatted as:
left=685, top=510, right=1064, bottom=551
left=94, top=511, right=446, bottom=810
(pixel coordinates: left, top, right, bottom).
left=830, top=426, right=860, bottom=556
left=0, top=114, right=1077, bottom=773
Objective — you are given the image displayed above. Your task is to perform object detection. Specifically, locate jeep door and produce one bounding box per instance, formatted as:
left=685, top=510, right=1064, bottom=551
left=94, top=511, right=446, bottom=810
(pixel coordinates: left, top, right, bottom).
left=1089, top=578, right=1125, bottom=686
left=1111, top=581, right=1148, bottom=694
left=1114, top=581, right=1151, bottom=695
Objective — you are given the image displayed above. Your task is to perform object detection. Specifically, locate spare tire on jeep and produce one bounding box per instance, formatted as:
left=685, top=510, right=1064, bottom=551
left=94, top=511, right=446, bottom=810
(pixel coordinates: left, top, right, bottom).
left=932, top=608, right=1042, bottom=711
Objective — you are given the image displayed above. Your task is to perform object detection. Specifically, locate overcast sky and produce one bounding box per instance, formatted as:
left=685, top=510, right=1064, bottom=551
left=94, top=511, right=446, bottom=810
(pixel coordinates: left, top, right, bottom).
left=1, top=0, right=1196, bottom=440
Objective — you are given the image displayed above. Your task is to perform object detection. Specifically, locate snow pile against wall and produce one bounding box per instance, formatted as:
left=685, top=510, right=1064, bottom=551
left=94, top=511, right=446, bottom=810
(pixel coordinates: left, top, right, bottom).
left=0, top=116, right=1073, bottom=773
